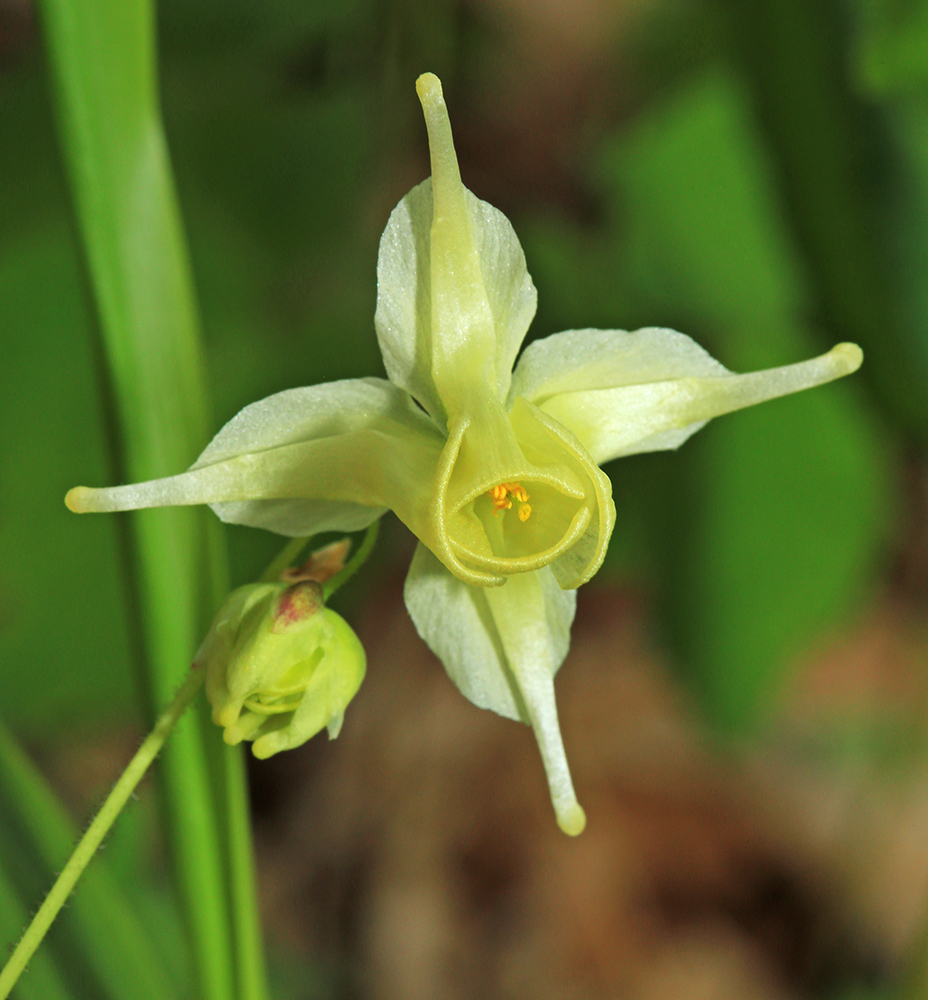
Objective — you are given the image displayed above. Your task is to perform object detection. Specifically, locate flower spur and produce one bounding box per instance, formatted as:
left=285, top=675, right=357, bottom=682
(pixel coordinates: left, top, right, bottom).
left=67, top=73, right=862, bottom=835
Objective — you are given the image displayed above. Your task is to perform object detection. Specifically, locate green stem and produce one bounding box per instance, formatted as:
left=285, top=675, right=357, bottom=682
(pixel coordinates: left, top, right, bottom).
left=260, top=537, right=313, bottom=584
left=0, top=720, right=177, bottom=1000
left=0, top=865, right=70, bottom=1000
left=0, top=667, right=206, bottom=1000
left=324, top=521, right=380, bottom=601
left=257, top=521, right=380, bottom=596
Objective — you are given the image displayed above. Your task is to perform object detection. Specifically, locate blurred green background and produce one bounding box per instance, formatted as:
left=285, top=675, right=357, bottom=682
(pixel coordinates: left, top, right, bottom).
left=1, top=0, right=927, bottom=997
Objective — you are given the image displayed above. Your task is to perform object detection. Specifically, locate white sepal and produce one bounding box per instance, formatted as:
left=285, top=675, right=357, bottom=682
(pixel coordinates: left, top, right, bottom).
left=66, top=377, right=445, bottom=540
left=510, top=327, right=727, bottom=406
left=512, top=328, right=863, bottom=465
left=374, top=77, right=536, bottom=423
left=404, top=544, right=585, bottom=834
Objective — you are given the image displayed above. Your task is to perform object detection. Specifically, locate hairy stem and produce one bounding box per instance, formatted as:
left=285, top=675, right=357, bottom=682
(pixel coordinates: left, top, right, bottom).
left=0, top=667, right=205, bottom=1000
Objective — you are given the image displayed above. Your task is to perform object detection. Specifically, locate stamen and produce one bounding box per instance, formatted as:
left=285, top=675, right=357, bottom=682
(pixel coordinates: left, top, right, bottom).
left=486, top=482, right=532, bottom=520
left=490, top=484, right=510, bottom=508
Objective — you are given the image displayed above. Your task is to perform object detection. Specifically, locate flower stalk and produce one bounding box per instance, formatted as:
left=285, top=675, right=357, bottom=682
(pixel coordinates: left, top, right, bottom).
left=0, top=522, right=377, bottom=999
left=0, top=667, right=205, bottom=1000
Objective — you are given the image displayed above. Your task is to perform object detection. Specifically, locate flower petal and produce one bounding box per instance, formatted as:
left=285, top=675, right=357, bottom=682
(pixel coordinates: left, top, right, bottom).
left=404, top=544, right=585, bottom=835
left=420, top=393, right=614, bottom=589
left=374, top=76, right=537, bottom=422
left=67, top=377, right=446, bottom=539
left=511, top=328, right=862, bottom=464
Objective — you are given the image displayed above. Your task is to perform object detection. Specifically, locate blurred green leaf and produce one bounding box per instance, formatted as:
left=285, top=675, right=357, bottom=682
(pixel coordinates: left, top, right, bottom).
left=164, top=59, right=373, bottom=259
left=522, top=215, right=636, bottom=336
left=602, top=71, right=892, bottom=729
left=0, top=59, right=70, bottom=242
left=854, top=0, right=928, bottom=94
left=722, top=0, right=928, bottom=443
left=158, top=0, right=375, bottom=58
left=38, top=0, right=266, bottom=997
left=875, top=101, right=928, bottom=378
left=833, top=989, right=893, bottom=1000
left=0, top=223, right=136, bottom=732
left=0, top=865, right=72, bottom=1000
left=666, top=375, right=888, bottom=729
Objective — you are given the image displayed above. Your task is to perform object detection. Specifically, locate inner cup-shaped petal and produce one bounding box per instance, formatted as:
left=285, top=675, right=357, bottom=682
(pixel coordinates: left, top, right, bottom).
left=433, top=398, right=607, bottom=585
left=470, top=480, right=588, bottom=561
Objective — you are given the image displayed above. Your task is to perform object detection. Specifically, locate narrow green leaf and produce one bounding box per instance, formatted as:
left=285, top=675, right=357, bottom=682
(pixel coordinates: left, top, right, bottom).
left=37, top=2, right=267, bottom=998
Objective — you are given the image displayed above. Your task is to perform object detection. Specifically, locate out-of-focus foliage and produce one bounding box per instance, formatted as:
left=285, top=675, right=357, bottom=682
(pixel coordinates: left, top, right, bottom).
left=516, top=1, right=901, bottom=729
left=0, top=0, right=913, bottom=736
left=856, top=0, right=928, bottom=93
left=0, top=722, right=179, bottom=999
left=0, top=217, right=135, bottom=729
left=1, top=0, right=927, bottom=994
left=602, top=71, right=890, bottom=728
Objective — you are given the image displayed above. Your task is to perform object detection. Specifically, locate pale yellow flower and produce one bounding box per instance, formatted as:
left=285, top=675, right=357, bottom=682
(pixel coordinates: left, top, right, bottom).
left=67, top=73, right=862, bottom=835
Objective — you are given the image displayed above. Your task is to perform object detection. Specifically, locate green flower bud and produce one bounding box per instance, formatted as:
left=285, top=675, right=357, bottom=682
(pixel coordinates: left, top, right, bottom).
left=198, top=579, right=366, bottom=758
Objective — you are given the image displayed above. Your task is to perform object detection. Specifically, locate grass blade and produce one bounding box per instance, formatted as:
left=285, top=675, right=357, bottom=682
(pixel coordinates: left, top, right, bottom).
left=37, top=2, right=268, bottom=997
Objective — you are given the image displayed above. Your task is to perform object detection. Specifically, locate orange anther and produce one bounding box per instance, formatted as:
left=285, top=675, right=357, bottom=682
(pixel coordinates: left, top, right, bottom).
left=486, top=482, right=531, bottom=520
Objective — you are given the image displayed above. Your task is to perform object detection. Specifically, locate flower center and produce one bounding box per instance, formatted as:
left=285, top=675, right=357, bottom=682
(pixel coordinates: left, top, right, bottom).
left=487, top=482, right=532, bottom=522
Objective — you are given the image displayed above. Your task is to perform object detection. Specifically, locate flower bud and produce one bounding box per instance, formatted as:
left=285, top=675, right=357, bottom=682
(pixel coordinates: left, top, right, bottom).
left=198, top=579, right=365, bottom=758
